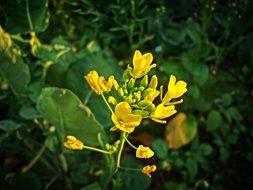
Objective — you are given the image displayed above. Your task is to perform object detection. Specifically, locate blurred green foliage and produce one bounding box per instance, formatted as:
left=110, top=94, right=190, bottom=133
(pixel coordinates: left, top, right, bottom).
left=1, top=0, right=253, bottom=189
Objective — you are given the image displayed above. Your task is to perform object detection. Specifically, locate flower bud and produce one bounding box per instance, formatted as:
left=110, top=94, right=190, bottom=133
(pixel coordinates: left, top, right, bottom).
left=132, top=109, right=150, bottom=116
left=148, top=75, right=158, bottom=89
left=127, top=78, right=135, bottom=89
left=140, top=75, right=148, bottom=88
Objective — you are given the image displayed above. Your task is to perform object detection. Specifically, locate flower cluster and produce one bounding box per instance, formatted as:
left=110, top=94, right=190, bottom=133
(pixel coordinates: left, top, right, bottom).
left=64, top=50, right=187, bottom=178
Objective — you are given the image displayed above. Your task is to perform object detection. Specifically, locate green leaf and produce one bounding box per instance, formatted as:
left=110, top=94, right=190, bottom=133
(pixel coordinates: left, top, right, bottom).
left=66, top=50, right=123, bottom=127
left=37, top=87, right=107, bottom=146
left=185, top=158, right=198, bottom=181
left=118, top=155, right=151, bottom=190
left=164, top=182, right=188, bottom=190
left=207, top=110, right=222, bottom=131
left=4, top=0, right=50, bottom=34
left=19, top=106, right=40, bottom=119
left=221, top=93, right=232, bottom=106
left=80, top=182, right=102, bottom=190
left=152, top=138, right=168, bottom=159
left=0, top=53, right=31, bottom=96
left=0, top=120, right=22, bottom=133
left=199, top=143, right=213, bottom=156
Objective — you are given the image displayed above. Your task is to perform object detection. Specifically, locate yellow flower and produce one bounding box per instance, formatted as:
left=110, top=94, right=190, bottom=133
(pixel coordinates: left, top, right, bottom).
left=84, top=70, right=116, bottom=94
left=162, top=75, right=187, bottom=104
left=142, top=165, right=157, bottom=178
left=132, top=50, right=157, bottom=79
left=111, top=102, right=142, bottom=133
left=151, top=104, right=177, bottom=124
left=136, top=145, right=154, bottom=159
left=64, top=135, right=84, bottom=150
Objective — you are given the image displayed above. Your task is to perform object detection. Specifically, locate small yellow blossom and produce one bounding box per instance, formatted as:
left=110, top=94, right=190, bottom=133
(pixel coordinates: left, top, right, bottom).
left=84, top=70, right=116, bottom=94
left=111, top=102, right=142, bottom=133
left=136, top=145, right=154, bottom=159
left=64, top=135, right=84, bottom=150
left=132, top=50, right=157, bottom=79
left=142, top=165, right=157, bottom=178
left=151, top=104, right=177, bottom=124
left=108, top=96, right=117, bottom=105
left=162, top=75, right=187, bottom=104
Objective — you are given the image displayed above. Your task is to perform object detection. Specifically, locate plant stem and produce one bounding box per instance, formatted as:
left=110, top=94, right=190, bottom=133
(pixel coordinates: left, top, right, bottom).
left=119, top=166, right=141, bottom=172
left=101, top=94, right=114, bottom=113
left=25, top=0, right=34, bottom=30
left=83, top=145, right=113, bottom=155
left=123, top=134, right=137, bottom=149
left=116, top=132, right=126, bottom=170
left=22, top=143, right=47, bottom=173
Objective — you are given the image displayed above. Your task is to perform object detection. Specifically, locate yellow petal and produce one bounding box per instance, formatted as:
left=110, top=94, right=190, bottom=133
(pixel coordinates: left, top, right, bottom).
left=124, top=114, right=142, bottom=128
left=115, top=102, right=132, bottom=119
left=142, top=165, right=157, bottom=178
left=143, top=52, right=153, bottom=65
left=136, top=145, right=154, bottom=159
left=64, top=135, right=84, bottom=150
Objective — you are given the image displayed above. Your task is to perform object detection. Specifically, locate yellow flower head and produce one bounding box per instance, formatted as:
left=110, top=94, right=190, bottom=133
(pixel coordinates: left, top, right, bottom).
left=142, top=165, right=157, bottom=178
left=151, top=104, right=177, bottom=124
left=132, top=50, right=157, bottom=79
left=84, top=70, right=116, bottom=94
left=64, top=135, right=84, bottom=150
left=162, top=75, right=187, bottom=104
left=136, top=145, right=154, bottom=159
left=111, top=102, right=142, bottom=133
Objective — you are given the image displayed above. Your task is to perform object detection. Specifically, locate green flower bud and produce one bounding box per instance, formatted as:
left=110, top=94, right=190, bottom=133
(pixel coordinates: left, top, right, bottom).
left=134, top=91, right=141, bottom=102
left=132, top=109, right=150, bottom=116
left=140, top=75, right=149, bottom=88
left=128, top=78, right=135, bottom=89
left=124, top=94, right=133, bottom=104
left=118, top=88, right=124, bottom=96
left=137, top=100, right=152, bottom=107
left=123, top=65, right=132, bottom=82
left=138, top=86, right=145, bottom=92
left=146, top=103, right=156, bottom=112
left=142, top=88, right=153, bottom=98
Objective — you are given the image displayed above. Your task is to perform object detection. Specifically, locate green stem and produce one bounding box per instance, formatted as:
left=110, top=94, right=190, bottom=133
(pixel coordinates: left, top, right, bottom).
left=101, top=93, right=114, bottom=113
left=119, top=166, right=141, bottom=172
left=116, top=132, right=126, bottom=170
left=22, top=144, right=47, bottom=173
left=123, top=134, right=137, bottom=149
left=25, top=0, right=34, bottom=30
left=83, top=145, right=113, bottom=155
left=10, top=35, right=30, bottom=43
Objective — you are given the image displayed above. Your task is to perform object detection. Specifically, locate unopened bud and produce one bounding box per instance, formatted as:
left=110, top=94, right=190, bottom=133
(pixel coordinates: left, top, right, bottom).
left=108, top=96, right=117, bottom=105
left=127, top=78, right=135, bottom=89
left=148, top=75, right=158, bottom=89
left=134, top=91, right=141, bottom=102
left=142, top=88, right=153, bottom=98
left=140, top=75, right=148, bottom=88
left=118, top=88, right=124, bottom=97
left=132, top=109, right=150, bottom=116
left=123, top=65, right=132, bottom=82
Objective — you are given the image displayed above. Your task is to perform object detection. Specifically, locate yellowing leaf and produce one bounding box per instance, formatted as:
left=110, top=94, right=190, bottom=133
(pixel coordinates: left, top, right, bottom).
left=165, top=112, right=197, bottom=149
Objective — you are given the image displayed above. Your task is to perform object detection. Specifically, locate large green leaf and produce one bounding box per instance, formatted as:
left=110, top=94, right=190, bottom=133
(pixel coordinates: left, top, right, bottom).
left=0, top=53, right=31, bottom=96
left=37, top=87, right=107, bottom=146
left=4, top=0, right=50, bottom=34
left=66, top=50, right=124, bottom=127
